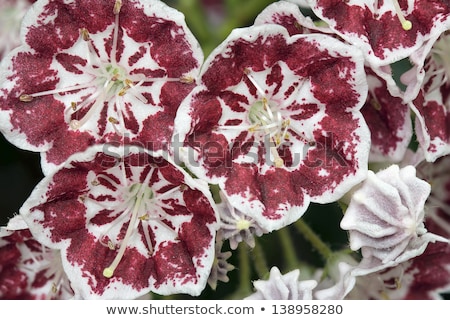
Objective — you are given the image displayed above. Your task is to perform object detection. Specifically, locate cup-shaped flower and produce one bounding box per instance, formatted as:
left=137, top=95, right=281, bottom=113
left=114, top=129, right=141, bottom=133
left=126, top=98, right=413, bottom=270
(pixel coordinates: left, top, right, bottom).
left=0, top=215, right=74, bottom=299
left=0, top=0, right=203, bottom=174
left=307, top=0, right=450, bottom=99
left=306, top=1, right=450, bottom=67
left=341, top=165, right=448, bottom=266
left=245, top=266, right=317, bottom=300
left=173, top=24, right=370, bottom=232
left=20, top=145, right=219, bottom=299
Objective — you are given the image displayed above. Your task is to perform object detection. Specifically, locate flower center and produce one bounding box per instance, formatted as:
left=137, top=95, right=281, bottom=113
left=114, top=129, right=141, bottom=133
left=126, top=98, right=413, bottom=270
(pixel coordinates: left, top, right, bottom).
left=19, top=0, right=193, bottom=135
left=87, top=166, right=183, bottom=279
left=248, top=98, right=289, bottom=168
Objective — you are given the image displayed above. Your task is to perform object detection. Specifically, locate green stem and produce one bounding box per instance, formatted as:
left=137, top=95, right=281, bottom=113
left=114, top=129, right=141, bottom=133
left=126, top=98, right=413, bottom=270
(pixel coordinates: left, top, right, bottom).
left=294, top=218, right=333, bottom=261
left=251, top=239, right=269, bottom=279
left=235, top=241, right=252, bottom=297
left=277, top=227, right=300, bottom=271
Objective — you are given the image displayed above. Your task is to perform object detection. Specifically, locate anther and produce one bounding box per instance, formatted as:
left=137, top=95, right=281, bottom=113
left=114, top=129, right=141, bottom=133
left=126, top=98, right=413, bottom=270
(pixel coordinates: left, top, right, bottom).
left=274, top=157, right=284, bottom=168
left=113, top=0, right=122, bottom=15
left=69, top=120, right=81, bottom=130
left=108, top=116, right=119, bottom=124
left=71, top=102, right=77, bottom=111
left=19, top=94, right=33, bottom=102
left=180, top=75, right=194, bottom=84
left=370, top=99, right=382, bottom=111
left=107, top=240, right=115, bottom=250
left=80, top=28, right=90, bottom=41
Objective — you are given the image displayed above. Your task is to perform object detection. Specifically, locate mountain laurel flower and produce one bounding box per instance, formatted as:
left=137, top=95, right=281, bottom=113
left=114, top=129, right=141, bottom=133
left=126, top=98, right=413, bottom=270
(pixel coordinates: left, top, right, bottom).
left=306, top=0, right=450, bottom=98
left=341, top=165, right=448, bottom=268
left=0, top=215, right=74, bottom=299
left=245, top=266, right=317, bottom=300
left=173, top=23, right=370, bottom=232
left=0, top=0, right=203, bottom=174
left=19, top=145, right=219, bottom=299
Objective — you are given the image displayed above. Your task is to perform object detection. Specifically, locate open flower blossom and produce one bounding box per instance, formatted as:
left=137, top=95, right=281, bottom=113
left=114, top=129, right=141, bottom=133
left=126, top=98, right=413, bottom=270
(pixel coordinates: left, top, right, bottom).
left=0, top=0, right=203, bottom=174
left=306, top=0, right=450, bottom=97
left=245, top=266, right=317, bottom=300
left=20, top=145, right=219, bottom=299
left=173, top=23, right=370, bottom=232
left=0, top=215, right=74, bottom=299
left=341, top=165, right=448, bottom=268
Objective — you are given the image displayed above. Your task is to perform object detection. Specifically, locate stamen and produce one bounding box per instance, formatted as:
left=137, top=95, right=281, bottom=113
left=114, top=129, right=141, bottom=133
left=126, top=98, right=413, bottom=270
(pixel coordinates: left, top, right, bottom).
left=244, top=68, right=266, bottom=96
left=103, top=188, right=145, bottom=278
left=113, top=0, right=122, bottom=15
left=391, top=0, right=412, bottom=31
left=102, top=172, right=154, bottom=278
left=19, top=94, right=33, bottom=102
left=80, top=28, right=90, bottom=41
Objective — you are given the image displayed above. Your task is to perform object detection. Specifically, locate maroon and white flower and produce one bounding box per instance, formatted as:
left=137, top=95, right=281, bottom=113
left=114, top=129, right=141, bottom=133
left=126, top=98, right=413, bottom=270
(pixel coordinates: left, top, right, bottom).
left=0, top=0, right=203, bottom=174
left=409, top=32, right=450, bottom=162
left=341, top=165, right=448, bottom=267
left=0, top=215, right=74, bottom=299
left=173, top=24, right=370, bottom=232
left=306, top=0, right=450, bottom=96
left=20, top=145, right=219, bottom=299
